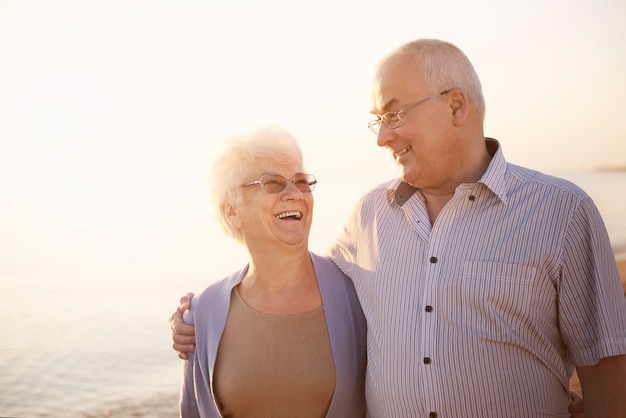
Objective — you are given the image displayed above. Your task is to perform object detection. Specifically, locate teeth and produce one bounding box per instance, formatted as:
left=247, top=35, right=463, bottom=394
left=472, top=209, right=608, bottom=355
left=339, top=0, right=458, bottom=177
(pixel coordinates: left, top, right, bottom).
left=395, top=146, right=411, bottom=158
left=276, top=211, right=302, bottom=220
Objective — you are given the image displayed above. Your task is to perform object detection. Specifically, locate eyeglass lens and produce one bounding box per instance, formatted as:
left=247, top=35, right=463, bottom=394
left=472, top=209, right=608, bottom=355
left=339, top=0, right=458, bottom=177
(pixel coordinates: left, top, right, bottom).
left=368, top=110, right=403, bottom=135
left=261, top=174, right=316, bottom=193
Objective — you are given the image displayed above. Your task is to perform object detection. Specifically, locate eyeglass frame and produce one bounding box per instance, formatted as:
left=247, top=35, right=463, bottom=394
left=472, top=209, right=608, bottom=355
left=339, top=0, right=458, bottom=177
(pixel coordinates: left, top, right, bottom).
left=239, top=173, right=317, bottom=193
left=367, top=89, right=453, bottom=135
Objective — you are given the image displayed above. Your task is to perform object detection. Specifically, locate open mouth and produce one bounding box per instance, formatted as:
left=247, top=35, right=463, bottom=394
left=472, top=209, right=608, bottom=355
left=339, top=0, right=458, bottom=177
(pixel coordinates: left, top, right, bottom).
left=394, top=146, right=411, bottom=159
left=275, top=211, right=302, bottom=220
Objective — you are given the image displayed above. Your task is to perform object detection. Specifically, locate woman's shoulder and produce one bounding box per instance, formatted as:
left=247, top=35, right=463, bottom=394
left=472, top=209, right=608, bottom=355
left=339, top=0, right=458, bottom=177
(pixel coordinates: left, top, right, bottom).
left=188, top=266, right=247, bottom=322
left=310, top=252, right=348, bottom=280
left=196, top=266, right=247, bottom=300
left=310, top=252, right=360, bottom=300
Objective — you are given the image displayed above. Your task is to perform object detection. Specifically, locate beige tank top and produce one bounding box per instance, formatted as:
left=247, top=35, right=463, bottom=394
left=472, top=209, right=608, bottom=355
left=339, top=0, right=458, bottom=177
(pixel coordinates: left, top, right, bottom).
left=213, top=287, right=336, bottom=418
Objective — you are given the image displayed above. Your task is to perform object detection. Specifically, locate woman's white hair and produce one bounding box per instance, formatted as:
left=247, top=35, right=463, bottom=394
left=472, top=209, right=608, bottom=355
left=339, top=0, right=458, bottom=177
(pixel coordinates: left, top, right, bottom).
left=209, top=125, right=304, bottom=242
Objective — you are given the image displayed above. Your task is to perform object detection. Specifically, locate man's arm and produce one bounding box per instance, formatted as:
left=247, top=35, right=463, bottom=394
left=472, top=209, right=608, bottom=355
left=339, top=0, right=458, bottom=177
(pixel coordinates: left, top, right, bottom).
left=576, top=354, right=626, bottom=417
left=169, top=292, right=197, bottom=360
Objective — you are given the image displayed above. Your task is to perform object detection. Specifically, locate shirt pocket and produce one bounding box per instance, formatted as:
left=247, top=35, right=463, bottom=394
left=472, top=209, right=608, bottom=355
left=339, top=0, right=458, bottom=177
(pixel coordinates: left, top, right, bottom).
left=461, top=261, right=539, bottom=340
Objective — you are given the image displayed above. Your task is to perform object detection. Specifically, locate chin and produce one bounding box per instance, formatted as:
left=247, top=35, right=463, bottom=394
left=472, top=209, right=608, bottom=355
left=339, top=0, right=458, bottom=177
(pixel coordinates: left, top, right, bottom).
left=398, top=171, right=421, bottom=188
left=398, top=167, right=412, bottom=183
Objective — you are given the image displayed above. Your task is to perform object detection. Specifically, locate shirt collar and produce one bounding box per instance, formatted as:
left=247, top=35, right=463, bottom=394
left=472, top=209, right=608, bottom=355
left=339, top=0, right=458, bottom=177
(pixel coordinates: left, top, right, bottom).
left=390, top=137, right=508, bottom=207
left=478, top=138, right=508, bottom=204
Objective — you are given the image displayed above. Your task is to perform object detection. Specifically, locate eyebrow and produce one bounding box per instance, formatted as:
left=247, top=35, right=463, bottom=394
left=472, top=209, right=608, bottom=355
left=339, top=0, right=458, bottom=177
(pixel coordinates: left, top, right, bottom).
left=370, top=98, right=399, bottom=116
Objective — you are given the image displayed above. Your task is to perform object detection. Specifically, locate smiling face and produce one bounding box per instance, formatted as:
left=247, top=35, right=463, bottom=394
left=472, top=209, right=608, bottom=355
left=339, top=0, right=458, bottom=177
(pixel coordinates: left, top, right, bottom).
left=371, top=53, right=465, bottom=192
left=228, top=160, right=314, bottom=253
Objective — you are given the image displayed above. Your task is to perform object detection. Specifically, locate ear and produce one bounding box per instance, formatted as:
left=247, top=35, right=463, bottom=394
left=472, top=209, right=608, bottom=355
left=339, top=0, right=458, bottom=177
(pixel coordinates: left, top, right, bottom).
left=224, top=203, right=243, bottom=229
left=448, top=88, right=469, bottom=126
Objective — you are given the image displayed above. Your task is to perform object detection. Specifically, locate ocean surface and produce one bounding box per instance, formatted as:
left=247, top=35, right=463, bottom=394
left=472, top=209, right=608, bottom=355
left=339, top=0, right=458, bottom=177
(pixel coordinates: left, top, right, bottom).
left=1, top=170, right=625, bottom=417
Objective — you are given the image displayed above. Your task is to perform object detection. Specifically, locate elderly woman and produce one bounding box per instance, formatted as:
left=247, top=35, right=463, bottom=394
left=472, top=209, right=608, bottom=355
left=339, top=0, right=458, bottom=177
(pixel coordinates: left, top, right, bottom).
left=179, top=126, right=366, bottom=418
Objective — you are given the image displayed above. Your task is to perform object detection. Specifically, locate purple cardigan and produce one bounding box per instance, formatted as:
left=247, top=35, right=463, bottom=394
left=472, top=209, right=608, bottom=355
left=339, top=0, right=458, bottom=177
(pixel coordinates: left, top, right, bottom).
left=179, top=252, right=367, bottom=418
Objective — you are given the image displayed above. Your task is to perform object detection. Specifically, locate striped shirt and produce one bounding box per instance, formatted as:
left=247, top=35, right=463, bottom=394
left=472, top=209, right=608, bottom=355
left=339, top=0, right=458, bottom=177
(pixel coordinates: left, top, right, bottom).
left=330, top=138, right=626, bottom=417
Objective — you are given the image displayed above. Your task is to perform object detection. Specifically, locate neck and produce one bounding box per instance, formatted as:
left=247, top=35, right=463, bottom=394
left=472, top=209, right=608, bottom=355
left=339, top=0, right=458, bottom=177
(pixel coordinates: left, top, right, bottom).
left=419, top=136, right=492, bottom=225
left=238, top=247, right=320, bottom=314
left=245, top=248, right=314, bottom=290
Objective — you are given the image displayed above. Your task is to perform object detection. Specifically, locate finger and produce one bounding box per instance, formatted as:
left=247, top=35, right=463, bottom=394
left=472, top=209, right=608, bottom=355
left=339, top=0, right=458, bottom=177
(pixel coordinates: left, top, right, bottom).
left=169, top=310, right=180, bottom=328
left=174, top=342, right=195, bottom=360
left=170, top=310, right=183, bottom=327
left=567, top=393, right=584, bottom=414
left=177, top=292, right=195, bottom=312
left=173, top=342, right=196, bottom=354
left=568, top=390, right=582, bottom=402
left=169, top=312, right=183, bottom=337
left=178, top=300, right=189, bottom=313
left=175, top=343, right=196, bottom=352
left=173, top=320, right=196, bottom=336
left=174, top=332, right=196, bottom=345
left=170, top=310, right=196, bottom=336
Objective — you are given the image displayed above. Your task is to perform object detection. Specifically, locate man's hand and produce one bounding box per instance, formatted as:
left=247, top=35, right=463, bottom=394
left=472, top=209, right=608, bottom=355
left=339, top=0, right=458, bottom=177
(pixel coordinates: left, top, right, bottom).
left=568, top=391, right=584, bottom=418
left=170, top=292, right=196, bottom=360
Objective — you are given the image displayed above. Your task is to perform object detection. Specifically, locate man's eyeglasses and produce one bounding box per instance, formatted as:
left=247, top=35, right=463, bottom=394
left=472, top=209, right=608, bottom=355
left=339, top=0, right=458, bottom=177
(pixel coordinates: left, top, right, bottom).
left=240, top=173, right=317, bottom=193
left=367, top=89, right=452, bottom=135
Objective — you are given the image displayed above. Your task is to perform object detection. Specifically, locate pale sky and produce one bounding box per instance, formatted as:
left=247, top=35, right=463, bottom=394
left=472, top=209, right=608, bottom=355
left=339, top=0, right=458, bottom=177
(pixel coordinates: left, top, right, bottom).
left=1, top=0, right=625, bottom=285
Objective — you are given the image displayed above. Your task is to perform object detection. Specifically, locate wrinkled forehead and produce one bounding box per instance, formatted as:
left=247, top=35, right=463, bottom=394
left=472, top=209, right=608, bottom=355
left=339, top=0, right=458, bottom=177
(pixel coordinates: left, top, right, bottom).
left=250, top=158, right=304, bottom=177
left=370, top=53, right=424, bottom=115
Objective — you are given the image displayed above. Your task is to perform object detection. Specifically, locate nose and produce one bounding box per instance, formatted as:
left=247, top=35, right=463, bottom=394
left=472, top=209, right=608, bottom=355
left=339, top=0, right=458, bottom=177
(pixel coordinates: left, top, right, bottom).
left=376, top=124, right=396, bottom=148
left=281, top=181, right=303, bottom=200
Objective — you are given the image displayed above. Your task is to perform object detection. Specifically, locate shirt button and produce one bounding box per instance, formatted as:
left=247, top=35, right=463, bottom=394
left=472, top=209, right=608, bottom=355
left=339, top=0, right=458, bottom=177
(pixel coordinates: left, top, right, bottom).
left=423, top=357, right=431, bottom=364
left=429, top=256, right=438, bottom=263
left=429, top=412, right=438, bottom=418
left=425, top=305, right=433, bottom=312
left=469, top=195, right=476, bottom=201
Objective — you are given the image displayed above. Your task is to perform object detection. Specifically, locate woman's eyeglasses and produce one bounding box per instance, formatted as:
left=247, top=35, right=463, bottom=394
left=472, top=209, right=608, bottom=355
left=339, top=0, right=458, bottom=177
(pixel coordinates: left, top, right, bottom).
left=240, top=173, right=317, bottom=193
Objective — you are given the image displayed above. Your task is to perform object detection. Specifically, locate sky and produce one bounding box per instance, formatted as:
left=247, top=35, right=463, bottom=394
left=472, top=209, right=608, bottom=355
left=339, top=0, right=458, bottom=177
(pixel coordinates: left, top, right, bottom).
left=0, top=0, right=625, bottom=287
